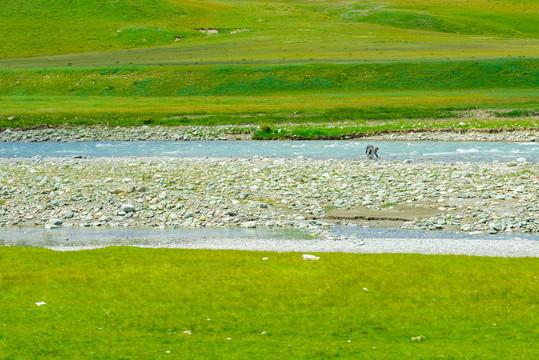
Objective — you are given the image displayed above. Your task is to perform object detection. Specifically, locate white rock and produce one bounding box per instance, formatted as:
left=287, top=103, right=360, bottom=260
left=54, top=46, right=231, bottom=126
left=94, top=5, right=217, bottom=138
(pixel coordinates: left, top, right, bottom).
left=121, top=204, right=136, bottom=213
left=241, top=221, right=257, bottom=228
left=302, top=254, right=320, bottom=261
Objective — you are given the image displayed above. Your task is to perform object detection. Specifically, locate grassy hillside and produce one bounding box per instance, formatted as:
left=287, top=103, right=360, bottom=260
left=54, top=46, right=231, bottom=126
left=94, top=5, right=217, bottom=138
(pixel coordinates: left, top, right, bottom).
left=0, top=59, right=536, bottom=128
left=0, top=0, right=212, bottom=58
left=0, top=1, right=537, bottom=130
left=321, top=0, right=539, bottom=38
left=0, top=0, right=538, bottom=67
left=1, top=59, right=536, bottom=96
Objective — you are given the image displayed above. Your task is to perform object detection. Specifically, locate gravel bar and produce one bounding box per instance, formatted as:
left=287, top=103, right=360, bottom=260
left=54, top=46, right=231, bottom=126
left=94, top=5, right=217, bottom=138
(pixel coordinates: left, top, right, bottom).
left=44, top=237, right=537, bottom=257
left=1, top=126, right=538, bottom=257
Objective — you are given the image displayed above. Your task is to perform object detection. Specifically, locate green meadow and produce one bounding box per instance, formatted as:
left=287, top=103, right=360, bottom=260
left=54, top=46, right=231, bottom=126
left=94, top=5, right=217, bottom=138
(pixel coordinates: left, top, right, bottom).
left=0, top=0, right=538, bottom=132
left=1, top=0, right=538, bottom=66
left=1, top=60, right=536, bottom=96
left=1, top=247, right=537, bottom=359
left=0, top=59, right=537, bottom=129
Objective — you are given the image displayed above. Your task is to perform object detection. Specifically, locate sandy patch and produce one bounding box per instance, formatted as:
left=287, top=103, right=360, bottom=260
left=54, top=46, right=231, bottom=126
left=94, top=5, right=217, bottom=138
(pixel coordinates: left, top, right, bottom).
left=324, top=204, right=447, bottom=228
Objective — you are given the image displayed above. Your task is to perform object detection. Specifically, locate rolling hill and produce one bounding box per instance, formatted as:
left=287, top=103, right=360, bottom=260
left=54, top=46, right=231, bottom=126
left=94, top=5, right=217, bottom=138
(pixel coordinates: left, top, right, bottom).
left=0, top=0, right=537, bottom=128
left=1, top=0, right=537, bottom=66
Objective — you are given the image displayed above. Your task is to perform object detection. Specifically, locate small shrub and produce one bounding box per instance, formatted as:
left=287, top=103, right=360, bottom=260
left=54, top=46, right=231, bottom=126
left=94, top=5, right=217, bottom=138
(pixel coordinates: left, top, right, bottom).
left=259, top=123, right=273, bottom=133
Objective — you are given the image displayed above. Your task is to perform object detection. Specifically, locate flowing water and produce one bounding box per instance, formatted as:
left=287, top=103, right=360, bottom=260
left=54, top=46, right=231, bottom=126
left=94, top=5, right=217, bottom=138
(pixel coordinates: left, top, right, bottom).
left=1, top=226, right=536, bottom=252
left=1, top=140, right=537, bottom=162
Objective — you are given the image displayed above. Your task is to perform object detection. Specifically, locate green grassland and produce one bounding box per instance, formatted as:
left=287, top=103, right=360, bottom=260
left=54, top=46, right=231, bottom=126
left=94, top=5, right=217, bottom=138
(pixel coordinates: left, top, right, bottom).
left=1, top=0, right=538, bottom=66
left=1, top=247, right=537, bottom=359
left=0, top=0, right=538, bottom=130
left=1, top=90, right=537, bottom=129
left=1, top=60, right=536, bottom=96
left=0, top=59, right=537, bottom=129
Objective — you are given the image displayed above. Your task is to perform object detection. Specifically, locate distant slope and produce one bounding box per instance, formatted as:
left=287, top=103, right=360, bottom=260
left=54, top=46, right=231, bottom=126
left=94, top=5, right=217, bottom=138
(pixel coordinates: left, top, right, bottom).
left=0, top=59, right=536, bottom=97
left=1, top=0, right=538, bottom=65
left=0, top=0, right=227, bottom=58
left=319, top=0, right=539, bottom=38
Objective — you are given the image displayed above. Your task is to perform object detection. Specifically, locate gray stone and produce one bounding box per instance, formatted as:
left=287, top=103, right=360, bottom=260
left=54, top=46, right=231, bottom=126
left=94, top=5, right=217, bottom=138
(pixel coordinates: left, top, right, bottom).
left=239, top=192, right=250, bottom=199
left=241, top=221, right=257, bottom=228
left=121, top=204, right=136, bottom=213
left=488, top=221, right=504, bottom=233
left=49, top=218, right=63, bottom=225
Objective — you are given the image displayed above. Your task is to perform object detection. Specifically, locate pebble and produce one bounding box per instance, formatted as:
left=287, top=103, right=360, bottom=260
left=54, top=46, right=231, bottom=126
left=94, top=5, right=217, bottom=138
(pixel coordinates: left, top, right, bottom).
left=0, top=126, right=537, bottom=143
left=121, top=204, right=136, bottom=213
left=0, top=155, right=536, bottom=238
left=0, top=125, right=253, bottom=143
left=0, top=126, right=538, bottom=239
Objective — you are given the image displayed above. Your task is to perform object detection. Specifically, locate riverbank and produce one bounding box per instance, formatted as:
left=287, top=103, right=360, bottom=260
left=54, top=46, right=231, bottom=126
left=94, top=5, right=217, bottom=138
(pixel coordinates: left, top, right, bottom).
left=1, top=124, right=538, bottom=143
left=2, top=227, right=535, bottom=257
left=1, top=156, right=537, bottom=240
left=47, top=237, right=537, bottom=257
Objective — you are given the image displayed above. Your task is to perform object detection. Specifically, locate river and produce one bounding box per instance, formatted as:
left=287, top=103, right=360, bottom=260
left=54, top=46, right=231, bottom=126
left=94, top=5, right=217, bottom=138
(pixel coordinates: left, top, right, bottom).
left=0, top=140, right=537, bottom=162
left=1, top=139, right=537, bottom=254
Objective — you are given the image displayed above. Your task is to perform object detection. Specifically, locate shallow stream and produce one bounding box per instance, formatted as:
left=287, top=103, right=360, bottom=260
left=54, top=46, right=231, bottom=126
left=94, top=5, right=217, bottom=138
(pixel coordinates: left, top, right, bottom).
left=1, top=140, right=537, bottom=162
left=1, top=225, right=536, bottom=252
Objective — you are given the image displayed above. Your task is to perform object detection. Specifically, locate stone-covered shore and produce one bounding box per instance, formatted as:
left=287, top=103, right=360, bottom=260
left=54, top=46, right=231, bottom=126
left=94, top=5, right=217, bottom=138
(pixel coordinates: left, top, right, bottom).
left=1, top=125, right=538, bottom=142
left=1, top=153, right=537, bottom=238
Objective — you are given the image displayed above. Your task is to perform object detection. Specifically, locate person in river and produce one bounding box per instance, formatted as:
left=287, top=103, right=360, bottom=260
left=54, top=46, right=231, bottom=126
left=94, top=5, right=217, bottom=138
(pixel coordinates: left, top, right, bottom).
left=365, top=144, right=380, bottom=160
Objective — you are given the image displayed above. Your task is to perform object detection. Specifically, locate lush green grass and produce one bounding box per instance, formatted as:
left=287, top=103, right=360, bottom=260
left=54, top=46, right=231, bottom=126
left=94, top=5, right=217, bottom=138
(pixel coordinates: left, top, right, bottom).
left=253, top=116, right=539, bottom=140
left=0, top=0, right=537, bottom=67
left=0, top=1, right=537, bottom=131
left=0, top=88, right=536, bottom=129
left=0, top=247, right=537, bottom=359
left=0, top=0, right=210, bottom=59
left=0, top=59, right=536, bottom=96
left=322, top=0, right=539, bottom=38
left=0, top=58, right=537, bottom=129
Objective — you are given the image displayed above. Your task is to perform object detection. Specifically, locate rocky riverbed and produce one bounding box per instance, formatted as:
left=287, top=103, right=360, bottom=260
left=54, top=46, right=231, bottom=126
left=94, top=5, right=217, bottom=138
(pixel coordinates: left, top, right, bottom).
left=1, top=156, right=537, bottom=239
left=1, top=125, right=537, bottom=143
